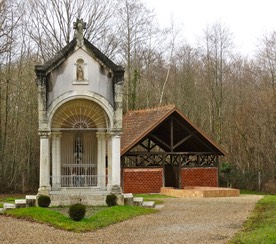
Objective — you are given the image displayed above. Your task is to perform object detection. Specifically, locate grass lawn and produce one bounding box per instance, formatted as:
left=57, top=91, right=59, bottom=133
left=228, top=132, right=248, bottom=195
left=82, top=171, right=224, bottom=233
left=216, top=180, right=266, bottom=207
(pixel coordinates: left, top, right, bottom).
left=230, top=194, right=276, bottom=243
left=240, top=189, right=267, bottom=195
left=2, top=205, right=157, bottom=232
left=0, top=193, right=165, bottom=232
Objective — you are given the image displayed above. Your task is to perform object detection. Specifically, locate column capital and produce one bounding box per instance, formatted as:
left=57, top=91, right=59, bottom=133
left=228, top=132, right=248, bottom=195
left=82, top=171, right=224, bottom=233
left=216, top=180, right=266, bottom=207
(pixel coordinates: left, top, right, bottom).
left=96, top=131, right=106, bottom=136
left=107, top=130, right=122, bottom=138
left=51, top=131, right=62, bottom=139
left=38, top=131, right=50, bottom=138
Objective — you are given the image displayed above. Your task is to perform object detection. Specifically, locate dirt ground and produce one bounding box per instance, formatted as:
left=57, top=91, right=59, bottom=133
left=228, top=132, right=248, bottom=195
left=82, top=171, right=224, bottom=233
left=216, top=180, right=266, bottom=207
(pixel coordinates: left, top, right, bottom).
left=0, top=195, right=263, bottom=244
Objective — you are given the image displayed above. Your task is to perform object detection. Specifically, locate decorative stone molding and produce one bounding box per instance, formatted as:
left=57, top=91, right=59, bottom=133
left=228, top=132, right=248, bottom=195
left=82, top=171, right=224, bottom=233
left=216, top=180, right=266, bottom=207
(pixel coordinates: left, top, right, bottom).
left=113, top=69, right=125, bottom=84
left=38, top=131, right=50, bottom=138
left=51, top=131, right=62, bottom=138
left=34, top=67, right=47, bottom=87
left=38, top=186, right=50, bottom=196
left=107, top=130, right=122, bottom=138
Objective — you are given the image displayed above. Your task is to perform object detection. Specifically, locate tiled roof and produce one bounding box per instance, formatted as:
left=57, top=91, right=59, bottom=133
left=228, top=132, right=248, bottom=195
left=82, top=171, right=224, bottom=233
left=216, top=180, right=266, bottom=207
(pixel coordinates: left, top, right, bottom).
left=121, top=105, right=226, bottom=155
left=121, top=105, right=176, bottom=154
left=35, top=38, right=124, bottom=78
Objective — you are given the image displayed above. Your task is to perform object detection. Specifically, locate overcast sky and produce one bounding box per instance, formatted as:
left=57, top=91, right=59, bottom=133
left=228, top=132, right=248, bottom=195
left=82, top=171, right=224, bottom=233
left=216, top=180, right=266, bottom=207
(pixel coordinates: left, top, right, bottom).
left=146, top=0, right=276, bottom=56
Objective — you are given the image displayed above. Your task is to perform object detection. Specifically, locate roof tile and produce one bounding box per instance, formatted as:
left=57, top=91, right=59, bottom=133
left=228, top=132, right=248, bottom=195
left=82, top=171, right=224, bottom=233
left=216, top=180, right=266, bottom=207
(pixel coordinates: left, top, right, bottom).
left=121, top=105, right=175, bottom=154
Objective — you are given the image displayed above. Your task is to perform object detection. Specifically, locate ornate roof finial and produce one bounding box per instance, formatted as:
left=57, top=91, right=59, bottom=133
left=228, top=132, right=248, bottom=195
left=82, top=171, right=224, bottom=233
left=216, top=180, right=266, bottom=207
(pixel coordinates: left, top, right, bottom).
left=73, top=18, right=86, bottom=47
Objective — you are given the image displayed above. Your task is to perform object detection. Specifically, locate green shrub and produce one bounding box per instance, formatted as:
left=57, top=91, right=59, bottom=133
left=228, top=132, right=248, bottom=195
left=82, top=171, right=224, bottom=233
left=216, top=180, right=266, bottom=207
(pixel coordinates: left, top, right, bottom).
left=69, top=203, right=86, bottom=221
left=37, top=195, right=51, bottom=208
left=106, top=194, right=117, bottom=207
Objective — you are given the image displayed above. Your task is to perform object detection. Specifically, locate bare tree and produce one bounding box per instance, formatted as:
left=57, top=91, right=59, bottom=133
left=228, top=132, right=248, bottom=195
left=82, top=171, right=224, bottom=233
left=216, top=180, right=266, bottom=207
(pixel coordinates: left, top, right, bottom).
left=0, top=0, right=20, bottom=191
left=159, top=20, right=179, bottom=106
left=254, top=32, right=276, bottom=180
left=116, top=0, right=157, bottom=111
left=199, top=22, right=233, bottom=143
left=25, top=0, right=118, bottom=61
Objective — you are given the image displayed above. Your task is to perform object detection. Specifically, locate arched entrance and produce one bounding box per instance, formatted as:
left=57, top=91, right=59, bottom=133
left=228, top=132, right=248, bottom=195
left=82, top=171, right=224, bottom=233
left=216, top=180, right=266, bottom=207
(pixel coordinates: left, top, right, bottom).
left=51, top=99, right=108, bottom=189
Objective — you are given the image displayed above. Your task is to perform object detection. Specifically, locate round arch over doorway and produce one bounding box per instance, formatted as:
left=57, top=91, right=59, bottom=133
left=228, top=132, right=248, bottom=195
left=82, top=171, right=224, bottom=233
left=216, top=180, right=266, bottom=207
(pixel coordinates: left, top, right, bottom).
left=51, top=99, right=108, bottom=130
left=50, top=99, right=109, bottom=189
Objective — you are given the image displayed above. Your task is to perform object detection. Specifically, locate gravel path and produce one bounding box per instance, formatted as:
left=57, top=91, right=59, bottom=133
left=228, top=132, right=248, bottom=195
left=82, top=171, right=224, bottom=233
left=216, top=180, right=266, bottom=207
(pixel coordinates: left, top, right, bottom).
left=0, top=195, right=263, bottom=244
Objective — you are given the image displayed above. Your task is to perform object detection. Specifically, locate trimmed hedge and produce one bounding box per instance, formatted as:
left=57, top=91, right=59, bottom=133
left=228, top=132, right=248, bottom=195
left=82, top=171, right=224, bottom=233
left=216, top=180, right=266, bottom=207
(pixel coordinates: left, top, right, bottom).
left=69, top=203, right=86, bottom=221
left=37, top=195, right=51, bottom=208
left=106, top=194, right=117, bottom=207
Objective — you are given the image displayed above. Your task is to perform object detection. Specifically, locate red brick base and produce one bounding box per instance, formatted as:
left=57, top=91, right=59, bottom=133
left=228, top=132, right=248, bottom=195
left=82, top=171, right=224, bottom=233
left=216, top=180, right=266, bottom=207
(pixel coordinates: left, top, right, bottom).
left=181, top=167, right=218, bottom=188
left=122, top=167, right=218, bottom=193
left=123, top=168, right=163, bottom=193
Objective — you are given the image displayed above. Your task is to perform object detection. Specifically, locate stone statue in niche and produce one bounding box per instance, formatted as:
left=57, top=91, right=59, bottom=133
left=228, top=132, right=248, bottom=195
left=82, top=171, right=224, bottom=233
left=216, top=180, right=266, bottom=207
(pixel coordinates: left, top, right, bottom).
left=76, top=64, right=84, bottom=80
left=76, top=58, right=84, bottom=80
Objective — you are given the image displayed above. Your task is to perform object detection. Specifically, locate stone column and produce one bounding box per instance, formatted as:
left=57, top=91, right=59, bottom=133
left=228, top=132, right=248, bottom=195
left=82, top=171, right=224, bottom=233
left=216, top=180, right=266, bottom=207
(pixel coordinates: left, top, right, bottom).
left=96, top=131, right=106, bottom=190
left=38, top=131, right=51, bottom=194
left=107, top=132, right=121, bottom=192
left=51, top=132, right=62, bottom=190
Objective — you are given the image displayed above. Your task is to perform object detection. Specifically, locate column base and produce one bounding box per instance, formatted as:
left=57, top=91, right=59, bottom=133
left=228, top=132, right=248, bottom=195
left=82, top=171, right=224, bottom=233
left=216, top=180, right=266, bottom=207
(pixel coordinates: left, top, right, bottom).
left=108, top=185, right=124, bottom=205
left=110, top=185, right=122, bottom=194
left=38, top=185, right=51, bottom=196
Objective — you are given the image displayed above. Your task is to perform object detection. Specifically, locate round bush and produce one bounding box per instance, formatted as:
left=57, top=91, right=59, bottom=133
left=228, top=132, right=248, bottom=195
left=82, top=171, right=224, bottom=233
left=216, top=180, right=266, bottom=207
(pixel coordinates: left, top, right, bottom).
left=106, top=194, right=117, bottom=207
left=69, top=203, right=86, bottom=221
left=37, top=195, right=51, bottom=208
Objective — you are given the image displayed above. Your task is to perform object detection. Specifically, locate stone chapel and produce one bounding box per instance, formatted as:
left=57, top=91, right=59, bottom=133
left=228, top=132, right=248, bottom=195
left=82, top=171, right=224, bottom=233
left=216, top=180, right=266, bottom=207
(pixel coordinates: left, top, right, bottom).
left=35, top=19, right=124, bottom=205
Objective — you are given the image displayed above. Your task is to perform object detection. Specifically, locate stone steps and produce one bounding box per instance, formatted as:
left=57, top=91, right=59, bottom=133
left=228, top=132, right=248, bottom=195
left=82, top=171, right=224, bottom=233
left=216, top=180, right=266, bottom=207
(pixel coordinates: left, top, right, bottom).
left=2, top=195, right=37, bottom=211
left=122, top=194, right=156, bottom=208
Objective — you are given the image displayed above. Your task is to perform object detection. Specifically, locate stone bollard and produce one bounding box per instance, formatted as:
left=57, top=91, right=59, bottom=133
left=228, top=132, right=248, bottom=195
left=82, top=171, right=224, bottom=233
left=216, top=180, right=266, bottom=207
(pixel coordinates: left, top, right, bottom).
left=123, top=193, right=134, bottom=206
left=133, top=197, right=143, bottom=206
left=3, top=203, right=16, bottom=211
left=15, top=199, right=26, bottom=208
left=26, top=195, right=37, bottom=207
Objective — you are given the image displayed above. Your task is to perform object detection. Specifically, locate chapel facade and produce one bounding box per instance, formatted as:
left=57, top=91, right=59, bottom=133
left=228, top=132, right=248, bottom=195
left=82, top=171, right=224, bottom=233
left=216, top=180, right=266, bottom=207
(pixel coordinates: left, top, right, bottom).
left=35, top=19, right=124, bottom=205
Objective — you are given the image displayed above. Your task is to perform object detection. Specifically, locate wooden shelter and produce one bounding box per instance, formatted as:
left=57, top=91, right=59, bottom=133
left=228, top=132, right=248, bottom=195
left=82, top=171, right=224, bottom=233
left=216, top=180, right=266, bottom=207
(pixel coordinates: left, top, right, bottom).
left=121, top=105, right=225, bottom=193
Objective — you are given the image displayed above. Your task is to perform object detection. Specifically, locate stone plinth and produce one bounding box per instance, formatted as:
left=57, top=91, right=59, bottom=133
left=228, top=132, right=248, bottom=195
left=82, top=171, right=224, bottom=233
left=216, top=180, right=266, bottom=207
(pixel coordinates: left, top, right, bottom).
left=123, top=193, right=133, bottom=206
left=3, top=203, right=16, bottom=210
left=133, top=197, right=143, bottom=206
left=15, top=199, right=26, bottom=208
left=26, top=195, right=37, bottom=207
left=142, top=201, right=155, bottom=208
left=160, top=187, right=240, bottom=198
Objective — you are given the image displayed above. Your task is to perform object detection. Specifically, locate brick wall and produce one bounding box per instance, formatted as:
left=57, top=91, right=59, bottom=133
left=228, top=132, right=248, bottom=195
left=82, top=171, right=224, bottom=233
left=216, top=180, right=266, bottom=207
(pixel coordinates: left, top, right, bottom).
left=123, top=168, right=163, bottom=193
left=181, top=167, right=218, bottom=188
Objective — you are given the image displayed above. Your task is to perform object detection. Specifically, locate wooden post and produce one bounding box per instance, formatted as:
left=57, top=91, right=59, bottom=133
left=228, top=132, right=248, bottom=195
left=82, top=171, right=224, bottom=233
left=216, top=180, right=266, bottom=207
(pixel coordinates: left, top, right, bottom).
left=178, top=155, right=181, bottom=189
left=162, top=154, right=165, bottom=187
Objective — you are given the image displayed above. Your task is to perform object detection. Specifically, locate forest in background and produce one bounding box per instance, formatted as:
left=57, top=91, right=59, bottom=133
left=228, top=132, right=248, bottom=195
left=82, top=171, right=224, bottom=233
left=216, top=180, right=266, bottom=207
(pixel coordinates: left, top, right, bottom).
left=0, top=0, right=275, bottom=193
